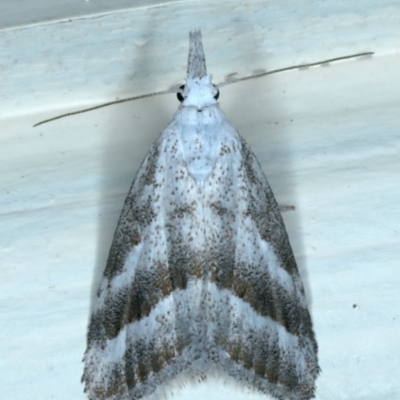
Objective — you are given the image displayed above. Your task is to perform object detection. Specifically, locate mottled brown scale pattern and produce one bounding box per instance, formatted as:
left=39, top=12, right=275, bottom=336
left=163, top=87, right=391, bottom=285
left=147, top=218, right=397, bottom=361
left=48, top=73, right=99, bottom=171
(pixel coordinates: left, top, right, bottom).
left=230, top=264, right=312, bottom=336
left=94, top=244, right=211, bottom=340
left=83, top=31, right=319, bottom=400
left=92, top=364, right=127, bottom=400
left=124, top=348, right=139, bottom=388
left=209, top=201, right=235, bottom=218
left=86, top=310, right=107, bottom=348
left=225, top=334, right=315, bottom=397
left=125, top=341, right=188, bottom=396
left=130, top=232, right=141, bottom=246
left=102, top=285, right=131, bottom=339
left=210, top=252, right=234, bottom=287
left=239, top=139, right=298, bottom=276
left=89, top=339, right=188, bottom=400
left=102, top=146, right=160, bottom=281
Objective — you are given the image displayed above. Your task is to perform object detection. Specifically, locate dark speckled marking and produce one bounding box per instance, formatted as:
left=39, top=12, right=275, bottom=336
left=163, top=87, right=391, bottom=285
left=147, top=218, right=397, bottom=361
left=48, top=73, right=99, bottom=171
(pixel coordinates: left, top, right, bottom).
left=240, top=139, right=298, bottom=275
left=83, top=31, right=319, bottom=400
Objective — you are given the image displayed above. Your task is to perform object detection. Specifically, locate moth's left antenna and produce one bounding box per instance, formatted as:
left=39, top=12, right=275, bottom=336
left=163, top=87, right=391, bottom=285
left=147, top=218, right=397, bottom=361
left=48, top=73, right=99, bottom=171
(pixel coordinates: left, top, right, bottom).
left=33, top=89, right=172, bottom=127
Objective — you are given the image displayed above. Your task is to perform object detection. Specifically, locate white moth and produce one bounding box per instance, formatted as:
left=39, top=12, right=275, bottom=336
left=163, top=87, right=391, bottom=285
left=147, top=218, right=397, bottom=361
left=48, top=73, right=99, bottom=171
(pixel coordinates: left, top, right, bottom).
left=83, top=30, right=320, bottom=400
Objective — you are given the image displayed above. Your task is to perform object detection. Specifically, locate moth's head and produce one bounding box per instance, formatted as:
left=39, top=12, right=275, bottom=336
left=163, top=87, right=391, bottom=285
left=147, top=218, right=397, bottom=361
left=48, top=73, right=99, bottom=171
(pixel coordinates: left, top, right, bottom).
left=176, top=76, right=219, bottom=109
left=177, top=30, right=219, bottom=110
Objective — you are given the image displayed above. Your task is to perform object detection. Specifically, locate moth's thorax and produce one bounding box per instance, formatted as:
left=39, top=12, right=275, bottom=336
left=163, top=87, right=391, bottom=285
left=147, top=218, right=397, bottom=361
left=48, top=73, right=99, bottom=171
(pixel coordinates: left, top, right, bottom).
left=178, top=100, right=226, bottom=183
left=181, top=76, right=218, bottom=109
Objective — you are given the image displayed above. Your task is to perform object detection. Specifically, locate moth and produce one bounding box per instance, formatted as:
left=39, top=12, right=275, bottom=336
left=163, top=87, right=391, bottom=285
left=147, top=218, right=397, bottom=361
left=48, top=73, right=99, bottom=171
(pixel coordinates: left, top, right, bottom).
left=83, top=30, right=320, bottom=400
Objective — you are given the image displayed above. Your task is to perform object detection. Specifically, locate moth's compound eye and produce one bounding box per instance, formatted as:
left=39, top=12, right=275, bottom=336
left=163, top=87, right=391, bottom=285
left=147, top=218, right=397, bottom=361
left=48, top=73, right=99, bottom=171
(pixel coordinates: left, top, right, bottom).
left=213, top=85, right=220, bottom=100
left=177, top=85, right=185, bottom=102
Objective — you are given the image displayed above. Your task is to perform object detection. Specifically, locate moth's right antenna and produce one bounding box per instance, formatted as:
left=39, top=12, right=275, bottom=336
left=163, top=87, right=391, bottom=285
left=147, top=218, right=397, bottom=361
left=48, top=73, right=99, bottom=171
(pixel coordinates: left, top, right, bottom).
left=217, top=52, right=374, bottom=88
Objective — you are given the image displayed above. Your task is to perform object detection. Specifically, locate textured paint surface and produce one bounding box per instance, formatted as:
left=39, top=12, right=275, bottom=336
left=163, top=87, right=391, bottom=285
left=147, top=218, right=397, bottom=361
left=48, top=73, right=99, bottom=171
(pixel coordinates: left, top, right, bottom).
left=1, top=1, right=400, bottom=117
left=1, top=3, right=400, bottom=400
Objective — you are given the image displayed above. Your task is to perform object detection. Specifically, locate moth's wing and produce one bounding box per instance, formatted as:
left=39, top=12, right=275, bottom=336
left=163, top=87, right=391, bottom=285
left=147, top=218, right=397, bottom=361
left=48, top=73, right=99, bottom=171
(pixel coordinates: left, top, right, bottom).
left=82, top=121, right=210, bottom=400
left=83, top=117, right=319, bottom=400
left=201, top=130, right=320, bottom=400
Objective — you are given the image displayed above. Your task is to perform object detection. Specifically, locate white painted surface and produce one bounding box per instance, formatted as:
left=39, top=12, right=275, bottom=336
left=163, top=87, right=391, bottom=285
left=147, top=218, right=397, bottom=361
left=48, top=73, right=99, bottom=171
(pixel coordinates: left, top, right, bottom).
left=2, top=0, right=400, bottom=117
left=1, top=2, right=399, bottom=400
left=0, top=0, right=183, bottom=29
